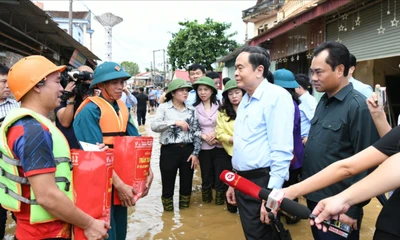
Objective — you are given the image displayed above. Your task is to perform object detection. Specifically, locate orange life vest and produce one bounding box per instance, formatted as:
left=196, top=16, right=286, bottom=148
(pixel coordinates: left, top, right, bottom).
left=75, top=96, right=129, bottom=147
left=75, top=96, right=136, bottom=205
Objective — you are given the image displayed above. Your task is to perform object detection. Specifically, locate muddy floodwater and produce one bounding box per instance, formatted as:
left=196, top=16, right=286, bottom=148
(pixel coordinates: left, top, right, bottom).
left=3, top=114, right=382, bottom=240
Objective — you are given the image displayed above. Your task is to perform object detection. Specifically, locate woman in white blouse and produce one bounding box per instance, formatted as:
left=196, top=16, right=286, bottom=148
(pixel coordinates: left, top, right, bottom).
left=151, top=79, right=201, bottom=211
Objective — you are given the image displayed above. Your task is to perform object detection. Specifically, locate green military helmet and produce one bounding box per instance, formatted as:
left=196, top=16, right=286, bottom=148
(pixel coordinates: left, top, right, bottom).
left=273, top=68, right=299, bottom=89
left=166, top=79, right=193, bottom=96
left=223, top=79, right=239, bottom=94
left=90, top=61, right=131, bottom=88
left=192, top=76, right=217, bottom=92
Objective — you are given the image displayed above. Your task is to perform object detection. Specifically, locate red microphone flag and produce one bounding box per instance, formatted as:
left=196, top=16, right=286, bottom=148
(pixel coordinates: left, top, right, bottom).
left=220, top=170, right=261, bottom=200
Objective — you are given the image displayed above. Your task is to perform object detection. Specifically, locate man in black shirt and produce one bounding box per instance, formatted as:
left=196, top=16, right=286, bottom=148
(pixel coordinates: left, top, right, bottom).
left=284, top=126, right=400, bottom=240
left=136, top=87, right=149, bottom=126
left=283, top=91, right=400, bottom=240
left=303, top=42, right=379, bottom=240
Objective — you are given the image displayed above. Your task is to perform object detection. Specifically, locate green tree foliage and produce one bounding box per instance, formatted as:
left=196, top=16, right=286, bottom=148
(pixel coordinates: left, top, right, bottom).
left=167, top=18, right=239, bottom=71
left=120, top=61, right=140, bottom=76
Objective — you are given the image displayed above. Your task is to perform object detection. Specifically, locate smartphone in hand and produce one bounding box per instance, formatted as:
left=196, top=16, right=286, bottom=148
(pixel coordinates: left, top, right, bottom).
left=375, top=84, right=387, bottom=107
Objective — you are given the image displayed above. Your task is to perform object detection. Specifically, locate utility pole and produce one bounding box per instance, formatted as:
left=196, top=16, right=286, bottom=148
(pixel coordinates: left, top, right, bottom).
left=163, top=49, right=166, bottom=83
left=68, top=0, right=73, bottom=37
left=152, top=51, right=156, bottom=86
left=165, top=58, right=170, bottom=83
left=150, top=61, right=153, bottom=86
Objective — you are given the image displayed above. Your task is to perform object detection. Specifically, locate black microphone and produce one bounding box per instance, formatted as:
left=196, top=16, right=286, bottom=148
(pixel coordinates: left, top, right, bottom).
left=220, top=170, right=311, bottom=219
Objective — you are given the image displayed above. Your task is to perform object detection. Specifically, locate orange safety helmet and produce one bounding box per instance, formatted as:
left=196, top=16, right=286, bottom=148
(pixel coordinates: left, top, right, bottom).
left=8, top=55, right=66, bottom=101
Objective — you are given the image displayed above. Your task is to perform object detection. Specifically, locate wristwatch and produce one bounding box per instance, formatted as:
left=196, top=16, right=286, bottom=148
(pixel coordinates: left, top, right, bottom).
left=66, top=100, right=75, bottom=105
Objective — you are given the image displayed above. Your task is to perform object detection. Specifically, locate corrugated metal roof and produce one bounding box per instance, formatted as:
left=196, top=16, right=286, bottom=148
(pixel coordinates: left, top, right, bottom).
left=326, top=0, right=400, bottom=62
left=0, top=0, right=100, bottom=61
left=46, top=11, right=90, bottom=20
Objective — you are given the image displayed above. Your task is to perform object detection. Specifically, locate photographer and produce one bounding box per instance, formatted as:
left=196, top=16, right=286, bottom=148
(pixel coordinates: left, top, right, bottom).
left=55, top=65, right=94, bottom=149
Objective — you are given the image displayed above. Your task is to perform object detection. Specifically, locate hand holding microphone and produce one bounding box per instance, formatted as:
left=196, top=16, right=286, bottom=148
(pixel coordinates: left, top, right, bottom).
left=219, top=170, right=311, bottom=219
left=309, top=195, right=353, bottom=238
left=219, top=170, right=353, bottom=238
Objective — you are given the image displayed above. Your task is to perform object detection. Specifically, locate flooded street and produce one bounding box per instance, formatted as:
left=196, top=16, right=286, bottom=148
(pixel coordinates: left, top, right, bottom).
left=1, top=113, right=382, bottom=240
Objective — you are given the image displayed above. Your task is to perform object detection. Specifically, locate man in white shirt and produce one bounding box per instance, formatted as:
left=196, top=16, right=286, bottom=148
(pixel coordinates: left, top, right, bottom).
left=185, top=63, right=205, bottom=106
left=348, top=54, right=373, bottom=98
left=0, top=64, right=19, bottom=124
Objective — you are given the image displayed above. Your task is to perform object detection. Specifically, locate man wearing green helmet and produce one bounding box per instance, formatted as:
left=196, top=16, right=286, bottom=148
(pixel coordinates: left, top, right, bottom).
left=74, top=61, right=154, bottom=240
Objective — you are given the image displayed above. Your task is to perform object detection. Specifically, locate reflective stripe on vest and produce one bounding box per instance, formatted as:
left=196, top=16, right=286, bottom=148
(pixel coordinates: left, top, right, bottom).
left=75, top=96, right=129, bottom=148
left=0, top=107, right=73, bottom=224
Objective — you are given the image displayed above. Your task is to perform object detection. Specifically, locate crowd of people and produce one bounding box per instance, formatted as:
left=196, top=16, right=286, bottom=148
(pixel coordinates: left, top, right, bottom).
left=0, top=40, right=398, bottom=240
left=149, top=42, right=399, bottom=240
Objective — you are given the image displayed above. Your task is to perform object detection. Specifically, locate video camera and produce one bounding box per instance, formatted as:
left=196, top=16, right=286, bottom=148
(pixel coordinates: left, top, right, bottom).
left=60, top=66, right=93, bottom=102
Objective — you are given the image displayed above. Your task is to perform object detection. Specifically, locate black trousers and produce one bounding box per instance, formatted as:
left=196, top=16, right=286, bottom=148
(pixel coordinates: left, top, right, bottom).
left=137, top=109, right=146, bottom=126
left=160, top=144, right=194, bottom=198
left=235, top=169, right=273, bottom=240
left=199, top=147, right=233, bottom=192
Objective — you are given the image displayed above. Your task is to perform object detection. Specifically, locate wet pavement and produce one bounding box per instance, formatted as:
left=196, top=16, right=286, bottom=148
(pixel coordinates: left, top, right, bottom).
left=3, top=112, right=383, bottom=240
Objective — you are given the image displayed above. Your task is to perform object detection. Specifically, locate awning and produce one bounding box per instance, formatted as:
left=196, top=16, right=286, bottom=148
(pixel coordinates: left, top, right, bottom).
left=0, top=0, right=100, bottom=62
left=249, top=0, right=352, bottom=46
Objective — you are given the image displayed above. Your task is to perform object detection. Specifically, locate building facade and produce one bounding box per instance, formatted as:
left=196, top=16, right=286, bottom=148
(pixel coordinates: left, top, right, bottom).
left=45, top=11, right=94, bottom=51
left=219, top=0, right=400, bottom=122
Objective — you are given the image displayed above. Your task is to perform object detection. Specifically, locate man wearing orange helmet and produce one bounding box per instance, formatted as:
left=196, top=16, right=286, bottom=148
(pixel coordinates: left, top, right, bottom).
left=0, top=55, right=109, bottom=240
